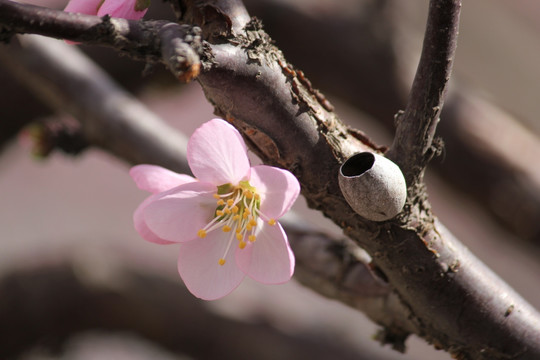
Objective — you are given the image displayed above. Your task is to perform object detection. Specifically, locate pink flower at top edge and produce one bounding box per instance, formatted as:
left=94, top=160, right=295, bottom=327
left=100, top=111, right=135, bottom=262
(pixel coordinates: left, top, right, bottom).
left=130, top=119, right=301, bottom=300
left=64, top=0, right=148, bottom=44
left=64, top=0, right=148, bottom=19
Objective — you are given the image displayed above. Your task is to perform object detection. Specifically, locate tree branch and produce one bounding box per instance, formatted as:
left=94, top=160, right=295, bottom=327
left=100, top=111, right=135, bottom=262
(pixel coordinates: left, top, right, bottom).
left=386, top=0, right=461, bottom=187
left=0, top=34, right=191, bottom=173
left=0, top=33, right=415, bottom=343
left=183, top=0, right=540, bottom=358
left=0, top=0, right=201, bottom=81
left=0, top=259, right=388, bottom=360
left=2, top=0, right=540, bottom=358
left=246, top=0, right=540, bottom=246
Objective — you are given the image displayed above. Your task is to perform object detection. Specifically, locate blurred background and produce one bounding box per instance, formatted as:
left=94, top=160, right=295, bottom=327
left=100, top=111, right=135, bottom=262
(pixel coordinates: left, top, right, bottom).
left=1, top=0, right=540, bottom=359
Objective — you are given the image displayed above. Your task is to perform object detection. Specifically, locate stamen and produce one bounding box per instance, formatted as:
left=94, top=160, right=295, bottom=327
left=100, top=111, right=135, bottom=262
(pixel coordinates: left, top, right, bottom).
left=205, top=181, right=268, bottom=266
left=218, top=230, right=236, bottom=266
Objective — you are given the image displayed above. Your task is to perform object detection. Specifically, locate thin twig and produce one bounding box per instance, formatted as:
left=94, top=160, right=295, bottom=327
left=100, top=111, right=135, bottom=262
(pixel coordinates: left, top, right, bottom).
left=386, top=0, right=461, bottom=187
left=0, top=0, right=202, bottom=81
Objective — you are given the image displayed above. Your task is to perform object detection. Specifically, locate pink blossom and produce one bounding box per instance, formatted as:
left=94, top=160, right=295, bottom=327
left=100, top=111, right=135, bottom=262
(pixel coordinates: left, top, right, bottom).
left=64, top=0, right=149, bottom=20
left=130, top=119, right=300, bottom=300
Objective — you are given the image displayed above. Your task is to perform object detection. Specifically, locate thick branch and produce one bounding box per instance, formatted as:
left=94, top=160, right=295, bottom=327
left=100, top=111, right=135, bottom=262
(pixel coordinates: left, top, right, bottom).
left=187, top=1, right=540, bottom=358
left=247, top=0, right=540, bottom=246
left=386, top=0, right=461, bottom=187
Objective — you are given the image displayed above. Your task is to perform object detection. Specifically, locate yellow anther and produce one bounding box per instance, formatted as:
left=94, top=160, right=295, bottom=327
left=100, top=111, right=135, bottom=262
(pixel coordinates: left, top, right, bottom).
left=243, top=212, right=249, bottom=219
left=217, top=199, right=225, bottom=206
left=213, top=194, right=220, bottom=199
left=268, top=218, right=276, bottom=226
left=231, top=206, right=239, bottom=214
left=248, top=234, right=256, bottom=242
left=227, top=199, right=234, bottom=207
left=245, top=190, right=253, bottom=199
left=223, top=225, right=232, bottom=232
left=239, top=241, right=247, bottom=249
left=218, top=258, right=226, bottom=266
left=224, top=208, right=231, bottom=215
left=233, top=215, right=240, bottom=221
left=236, top=233, right=243, bottom=240
left=249, top=218, right=257, bottom=227
left=255, top=193, right=260, bottom=200
left=197, top=229, right=207, bottom=238
left=216, top=210, right=224, bottom=217
left=246, top=224, right=253, bottom=231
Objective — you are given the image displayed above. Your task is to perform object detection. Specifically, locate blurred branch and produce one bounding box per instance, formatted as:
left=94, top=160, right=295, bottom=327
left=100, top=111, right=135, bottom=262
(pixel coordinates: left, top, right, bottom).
left=0, top=35, right=191, bottom=174
left=0, top=259, right=383, bottom=360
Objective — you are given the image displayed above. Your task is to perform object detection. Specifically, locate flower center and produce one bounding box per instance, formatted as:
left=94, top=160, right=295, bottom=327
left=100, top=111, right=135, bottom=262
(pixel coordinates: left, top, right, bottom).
left=197, top=181, right=276, bottom=266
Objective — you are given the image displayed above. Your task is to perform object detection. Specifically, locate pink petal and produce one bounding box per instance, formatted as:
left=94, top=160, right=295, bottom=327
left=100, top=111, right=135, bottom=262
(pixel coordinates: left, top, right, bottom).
left=97, top=0, right=148, bottom=20
left=187, top=119, right=250, bottom=185
left=250, top=165, right=300, bottom=219
left=235, top=221, right=295, bottom=284
left=134, top=194, right=176, bottom=244
left=178, top=232, right=245, bottom=300
left=64, top=0, right=102, bottom=15
left=144, top=182, right=217, bottom=243
left=130, top=164, right=195, bottom=194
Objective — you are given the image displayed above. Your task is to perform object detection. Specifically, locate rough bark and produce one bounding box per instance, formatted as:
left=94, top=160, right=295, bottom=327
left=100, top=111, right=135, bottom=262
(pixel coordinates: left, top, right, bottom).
left=244, top=0, right=540, bottom=245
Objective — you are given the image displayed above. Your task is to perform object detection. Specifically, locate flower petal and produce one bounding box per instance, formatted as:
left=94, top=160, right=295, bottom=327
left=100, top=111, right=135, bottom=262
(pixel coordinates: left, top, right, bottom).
left=235, top=221, right=295, bottom=284
left=130, top=164, right=195, bottom=194
left=97, top=0, right=148, bottom=20
left=187, top=119, right=250, bottom=185
left=144, top=182, right=217, bottom=243
left=178, top=232, right=245, bottom=300
left=134, top=194, right=176, bottom=244
left=250, top=165, right=300, bottom=219
left=64, top=0, right=102, bottom=15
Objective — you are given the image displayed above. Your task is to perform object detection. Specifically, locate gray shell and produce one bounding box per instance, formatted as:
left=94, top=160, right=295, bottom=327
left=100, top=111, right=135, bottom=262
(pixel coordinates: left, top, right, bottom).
left=338, top=152, right=407, bottom=221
